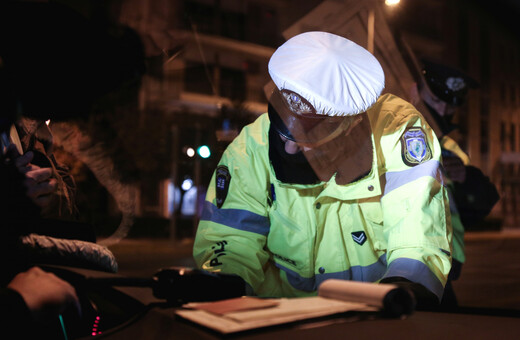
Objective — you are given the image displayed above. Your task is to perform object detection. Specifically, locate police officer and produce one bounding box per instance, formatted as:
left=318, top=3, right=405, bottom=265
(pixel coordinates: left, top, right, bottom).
left=194, top=32, right=452, bottom=307
left=412, top=59, right=499, bottom=307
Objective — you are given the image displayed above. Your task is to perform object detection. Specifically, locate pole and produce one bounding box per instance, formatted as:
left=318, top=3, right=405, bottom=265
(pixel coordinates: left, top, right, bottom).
left=367, top=8, right=375, bottom=54
left=193, top=124, right=201, bottom=236
left=170, top=125, right=179, bottom=242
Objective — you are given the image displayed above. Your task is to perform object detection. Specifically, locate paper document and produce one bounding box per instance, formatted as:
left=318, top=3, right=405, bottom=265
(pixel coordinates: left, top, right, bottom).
left=175, top=279, right=414, bottom=334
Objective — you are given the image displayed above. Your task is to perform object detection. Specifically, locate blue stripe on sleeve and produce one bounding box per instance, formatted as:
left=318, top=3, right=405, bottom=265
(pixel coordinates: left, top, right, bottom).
left=275, top=255, right=444, bottom=300
left=200, top=201, right=270, bottom=236
left=382, top=257, right=445, bottom=300
left=275, top=254, right=388, bottom=292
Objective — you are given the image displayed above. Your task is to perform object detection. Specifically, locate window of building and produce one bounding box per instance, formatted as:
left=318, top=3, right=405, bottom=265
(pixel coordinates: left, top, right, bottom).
left=500, top=121, right=507, bottom=151
left=182, top=0, right=246, bottom=41
left=219, top=67, right=246, bottom=101
left=184, top=62, right=215, bottom=96
left=183, top=61, right=246, bottom=101
left=182, top=1, right=216, bottom=34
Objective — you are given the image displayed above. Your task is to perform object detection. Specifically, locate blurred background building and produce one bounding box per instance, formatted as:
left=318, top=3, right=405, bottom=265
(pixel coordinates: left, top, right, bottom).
left=42, top=0, right=519, bottom=240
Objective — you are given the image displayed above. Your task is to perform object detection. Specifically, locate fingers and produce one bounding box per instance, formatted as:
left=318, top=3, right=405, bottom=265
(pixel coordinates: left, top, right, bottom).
left=32, top=193, right=54, bottom=208
left=16, top=163, right=57, bottom=207
left=14, top=150, right=34, bottom=168
left=40, top=269, right=81, bottom=317
left=62, top=279, right=82, bottom=317
left=5, top=143, right=22, bottom=158
left=43, top=269, right=81, bottom=316
left=25, top=166, right=53, bottom=182
left=13, top=151, right=37, bottom=175
left=28, top=266, right=45, bottom=274
left=8, top=267, right=81, bottom=321
left=11, top=151, right=58, bottom=207
left=25, top=178, right=57, bottom=207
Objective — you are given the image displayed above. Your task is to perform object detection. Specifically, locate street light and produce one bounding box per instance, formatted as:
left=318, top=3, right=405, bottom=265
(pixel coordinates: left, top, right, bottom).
left=197, top=145, right=211, bottom=159
left=385, top=0, right=400, bottom=6
left=182, top=178, right=194, bottom=191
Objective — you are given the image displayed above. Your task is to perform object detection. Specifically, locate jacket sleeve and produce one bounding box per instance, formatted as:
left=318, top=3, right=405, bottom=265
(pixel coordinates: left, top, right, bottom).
left=193, top=129, right=282, bottom=296
left=378, top=106, right=453, bottom=301
left=0, top=288, right=36, bottom=338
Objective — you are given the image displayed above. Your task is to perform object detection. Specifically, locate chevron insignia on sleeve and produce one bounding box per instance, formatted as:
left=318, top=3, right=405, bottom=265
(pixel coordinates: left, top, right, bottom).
left=351, top=231, right=367, bottom=245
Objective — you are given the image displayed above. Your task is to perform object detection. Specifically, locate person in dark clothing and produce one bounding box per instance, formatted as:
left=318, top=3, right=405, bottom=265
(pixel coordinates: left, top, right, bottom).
left=0, top=1, right=145, bottom=336
left=0, top=124, right=82, bottom=339
left=410, top=58, right=500, bottom=309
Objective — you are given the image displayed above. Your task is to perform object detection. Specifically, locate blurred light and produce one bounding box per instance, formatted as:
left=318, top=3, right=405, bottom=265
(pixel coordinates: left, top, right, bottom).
left=185, top=147, right=195, bottom=158
left=197, top=145, right=211, bottom=158
left=167, top=180, right=181, bottom=215
left=91, top=315, right=102, bottom=336
left=181, top=186, right=198, bottom=217
left=45, top=119, right=51, bottom=126
left=385, top=0, right=400, bottom=6
left=222, top=118, right=231, bottom=131
left=182, top=178, right=193, bottom=191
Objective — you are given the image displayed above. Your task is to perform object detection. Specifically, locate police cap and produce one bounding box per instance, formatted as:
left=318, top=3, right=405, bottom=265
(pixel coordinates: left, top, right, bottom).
left=268, top=31, right=385, bottom=117
left=422, top=59, right=479, bottom=106
left=266, top=31, right=384, bottom=145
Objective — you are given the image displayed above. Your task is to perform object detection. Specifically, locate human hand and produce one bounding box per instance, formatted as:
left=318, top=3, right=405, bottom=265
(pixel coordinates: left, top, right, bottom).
left=11, top=147, right=58, bottom=208
left=7, top=267, right=81, bottom=323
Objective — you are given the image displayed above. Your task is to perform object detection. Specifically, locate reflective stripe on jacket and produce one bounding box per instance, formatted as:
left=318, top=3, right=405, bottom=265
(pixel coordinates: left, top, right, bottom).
left=194, top=94, right=453, bottom=300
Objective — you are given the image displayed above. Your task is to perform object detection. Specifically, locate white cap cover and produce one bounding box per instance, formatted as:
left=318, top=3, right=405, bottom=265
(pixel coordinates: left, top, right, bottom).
left=268, top=31, right=385, bottom=117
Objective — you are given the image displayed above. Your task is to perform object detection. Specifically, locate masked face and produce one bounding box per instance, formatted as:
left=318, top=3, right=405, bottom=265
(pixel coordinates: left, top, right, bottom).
left=266, top=83, right=373, bottom=184
left=266, top=85, right=364, bottom=147
left=279, top=135, right=306, bottom=155
left=278, top=116, right=363, bottom=155
left=420, top=81, right=457, bottom=117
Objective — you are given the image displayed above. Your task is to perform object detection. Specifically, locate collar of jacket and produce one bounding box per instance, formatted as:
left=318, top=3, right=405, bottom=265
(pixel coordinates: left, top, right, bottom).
left=273, top=131, right=382, bottom=201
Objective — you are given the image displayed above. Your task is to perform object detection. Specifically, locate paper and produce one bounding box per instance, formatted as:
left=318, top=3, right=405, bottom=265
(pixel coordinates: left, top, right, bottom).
left=175, top=279, right=413, bottom=334
left=318, top=279, right=396, bottom=307
left=177, top=297, right=376, bottom=333
left=189, top=297, right=279, bottom=315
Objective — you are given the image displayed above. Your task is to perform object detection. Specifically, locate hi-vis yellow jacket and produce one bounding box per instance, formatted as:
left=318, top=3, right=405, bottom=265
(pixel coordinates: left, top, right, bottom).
left=194, top=94, right=453, bottom=301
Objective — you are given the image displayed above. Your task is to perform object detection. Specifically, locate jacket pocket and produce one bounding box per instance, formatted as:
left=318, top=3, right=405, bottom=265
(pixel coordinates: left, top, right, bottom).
left=359, top=198, right=386, bottom=252
left=266, top=207, right=314, bottom=277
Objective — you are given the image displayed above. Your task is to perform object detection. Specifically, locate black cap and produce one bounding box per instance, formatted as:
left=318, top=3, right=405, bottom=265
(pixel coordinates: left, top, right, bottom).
left=421, top=59, right=479, bottom=106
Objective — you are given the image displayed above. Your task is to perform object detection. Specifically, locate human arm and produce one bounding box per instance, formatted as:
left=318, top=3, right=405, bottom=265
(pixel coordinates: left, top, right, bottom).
left=7, top=125, right=77, bottom=217
left=6, top=266, right=80, bottom=323
left=380, top=168, right=452, bottom=303
left=375, top=99, right=452, bottom=303
left=193, top=119, right=288, bottom=297
left=193, top=160, right=271, bottom=294
left=13, top=149, right=58, bottom=208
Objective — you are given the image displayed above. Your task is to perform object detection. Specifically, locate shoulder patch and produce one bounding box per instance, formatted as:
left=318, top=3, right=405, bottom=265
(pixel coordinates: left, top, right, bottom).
left=215, top=165, right=231, bottom=208
left=401, top=127, right=432, bottom=166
